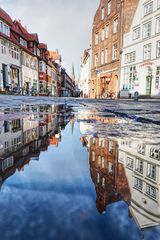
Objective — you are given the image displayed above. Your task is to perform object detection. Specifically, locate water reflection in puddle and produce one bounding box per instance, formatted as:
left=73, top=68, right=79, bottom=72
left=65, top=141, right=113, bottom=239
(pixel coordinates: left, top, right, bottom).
left=0, top=104, right=159, bottom=240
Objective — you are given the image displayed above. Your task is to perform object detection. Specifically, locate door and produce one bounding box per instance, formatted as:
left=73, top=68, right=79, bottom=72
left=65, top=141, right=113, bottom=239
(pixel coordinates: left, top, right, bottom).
left=146, top=76, right=152, bottom=95
left=2, top=64, right=8, bottom=89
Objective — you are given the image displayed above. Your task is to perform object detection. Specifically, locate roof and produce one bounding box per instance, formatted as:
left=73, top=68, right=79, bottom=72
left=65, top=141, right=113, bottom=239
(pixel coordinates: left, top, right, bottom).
left=38, top=43, right=47, bottom=50
left=0, top=8, right=13, bottom=26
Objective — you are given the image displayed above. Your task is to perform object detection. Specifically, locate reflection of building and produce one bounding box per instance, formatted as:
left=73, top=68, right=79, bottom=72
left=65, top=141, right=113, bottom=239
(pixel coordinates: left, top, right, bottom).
left=118, top=140, right=160, bottom=228
left=120, top=0, right=160, bottom=98
left=87, top=136, right=130, bottom=213
left=82, top=134, right=160, bottom=230
left=0, top=104, right=73, bottom=189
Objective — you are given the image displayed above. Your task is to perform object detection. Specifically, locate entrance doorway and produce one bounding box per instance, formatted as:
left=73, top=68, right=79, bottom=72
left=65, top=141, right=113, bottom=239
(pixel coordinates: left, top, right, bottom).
left=146, top=76, right=152, bottom=96
left=2, top=64, right=8, bottom=89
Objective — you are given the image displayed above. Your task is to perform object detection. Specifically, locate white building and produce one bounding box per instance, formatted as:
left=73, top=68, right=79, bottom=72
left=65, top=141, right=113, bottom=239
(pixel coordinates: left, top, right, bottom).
left=0, top=9, right=21, bottom=92
left=118, top=139, right=160, bottom=228
left=120, top=0, right=160, bottom=97
left=79, top=48, right=91, bottom=98
left=22, top=51, right=38, bottom=94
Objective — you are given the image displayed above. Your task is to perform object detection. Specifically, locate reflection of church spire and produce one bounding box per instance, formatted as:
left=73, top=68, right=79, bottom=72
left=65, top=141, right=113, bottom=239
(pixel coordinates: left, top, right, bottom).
left=70, top=116, right=75, bottom=135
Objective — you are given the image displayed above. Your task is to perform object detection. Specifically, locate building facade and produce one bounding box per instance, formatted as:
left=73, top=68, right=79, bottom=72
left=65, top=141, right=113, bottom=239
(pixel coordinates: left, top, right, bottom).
left=0, top=8, right=21, bottom=92
left=0, top=7, right=71, bottom=97
left=118, top=139, right=160, bottom=228
left=120, top=0, right=160, bottom=98
left=79, top=48, right=91, bottom=98
left=90, top=0, right=139, bottom=99
left=60, top=68, right=75, bottom=97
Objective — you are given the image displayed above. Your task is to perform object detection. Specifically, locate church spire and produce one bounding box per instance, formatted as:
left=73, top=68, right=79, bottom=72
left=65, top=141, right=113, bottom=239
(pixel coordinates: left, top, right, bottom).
left=70, top=64, right=75, bottom=82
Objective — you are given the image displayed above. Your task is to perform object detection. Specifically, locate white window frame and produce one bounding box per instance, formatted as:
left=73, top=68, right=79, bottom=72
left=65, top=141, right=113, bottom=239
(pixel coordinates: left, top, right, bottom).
left=143, top=43, right=151, bottom=61
left=108, top=1, right=111, bottom=15
left=106, top=25, right=109, bottom=38
left=133, top=27, right=140, bottom=40
left=113, top=18, right=118, bottom=33
left=144, top=1, right=153, bottom=16
left=156, top=17, right=160, bottom=34
left=143, top=21, right=152, bottom=39
left=101, top=7, right=105, bottom=20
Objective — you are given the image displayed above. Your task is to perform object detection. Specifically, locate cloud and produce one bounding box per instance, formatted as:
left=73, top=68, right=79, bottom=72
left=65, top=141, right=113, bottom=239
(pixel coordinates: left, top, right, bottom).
left=0, top=0, right=99, bottom=78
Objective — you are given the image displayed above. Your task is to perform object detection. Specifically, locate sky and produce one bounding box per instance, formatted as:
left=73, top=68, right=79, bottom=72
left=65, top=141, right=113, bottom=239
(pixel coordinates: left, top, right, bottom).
left=0, top=0, right=99, bottom=79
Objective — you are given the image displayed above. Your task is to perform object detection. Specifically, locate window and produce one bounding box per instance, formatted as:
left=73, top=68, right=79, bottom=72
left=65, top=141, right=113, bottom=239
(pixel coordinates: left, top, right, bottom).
left=133, top=27, right=140, bottom=40
left=146, top=184, right=156, bottom=199
left=105, top=48, right=108, bottom=63
left=98, top=156, right=101, bottom=165
left=112, top=43, right=117, bottom=60
left=102, top=157, right=105, bottom=168
left=156, top=17, right=160, bottom=34
left=143, top=44, right=151, bottom=60
left=0, top=21, right=10, bottom=36
left=4, top=121, right=10, bottom=133
left=95, top=54, right=99, bottom=67
left=126, top=157, right=134, bottom=169
left=113, top=18, right=118, bottom=33
left=99, top=139, right=105, bottom=147
left=125, top=52, right=136, bottom=64
left=101, top=50, right=105, bottom=65
left=108, top=1, right=111, bottom=15
left=158, top=0, right=160, bottom=9
left=95, top=33, right=99, bottom=45
left=134, top=177, right=143, bottom=190
left=1, top=39, right=7, bottom=54
left=155, top=66, right=160, bottom=89
left=144, top=1, right=153, bottom=16
left=20, top=38, right=27, bottom=48
left=9, top=44, right=19, bottom=60
left=137, top=144, right=145, bottom=155
left=143, top=22, right=152, bottom=39
left=147, top=164, right=156, bottom=180
left=109, top=140, right=113, bottom=154
left=101, top=7, right=105, bottom=20
left=157, top=41, right=160, bottom=58
left=106, top=25, right=109, bottom=38
left=135, top=159, right=143, bottom=174
left=102, top=28, right=105, bottom=41
left=2, top=156, right=14, bottom=171
left=108, top=162, right=113, bottom=174
left=92, top=151, right=96, bottom=161
left=150, top=148, right=160, bottom=160
left=97, top=173, right=100, bottom=183
left=102, top=178, right=105, bottom=188
left=123, top=65, right=137, bottom=90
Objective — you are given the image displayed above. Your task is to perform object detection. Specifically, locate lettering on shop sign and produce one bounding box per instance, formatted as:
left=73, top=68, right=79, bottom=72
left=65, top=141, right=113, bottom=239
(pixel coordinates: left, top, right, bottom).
left=139, top=62, right=155, bottom=68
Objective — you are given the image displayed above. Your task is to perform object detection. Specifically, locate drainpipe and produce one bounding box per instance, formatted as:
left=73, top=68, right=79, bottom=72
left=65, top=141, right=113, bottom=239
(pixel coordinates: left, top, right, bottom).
left=117, top=0, right=124, bottom=98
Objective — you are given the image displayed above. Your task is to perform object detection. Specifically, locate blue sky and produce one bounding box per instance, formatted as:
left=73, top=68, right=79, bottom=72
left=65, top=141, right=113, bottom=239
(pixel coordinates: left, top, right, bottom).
left=0, top=0, right=99, bottom=78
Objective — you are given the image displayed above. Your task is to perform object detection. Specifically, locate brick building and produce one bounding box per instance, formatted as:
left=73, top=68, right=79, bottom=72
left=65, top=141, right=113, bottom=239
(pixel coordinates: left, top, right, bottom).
left=90, top=0, right=139, bottom=99
left=86, top=136, right=131, bottom=213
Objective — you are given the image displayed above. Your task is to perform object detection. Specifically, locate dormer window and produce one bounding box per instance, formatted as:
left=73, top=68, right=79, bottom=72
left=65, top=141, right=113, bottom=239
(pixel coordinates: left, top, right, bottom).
left=0, top=20, right=10, bottom=37
left=20, top=37, right=27, bottom=48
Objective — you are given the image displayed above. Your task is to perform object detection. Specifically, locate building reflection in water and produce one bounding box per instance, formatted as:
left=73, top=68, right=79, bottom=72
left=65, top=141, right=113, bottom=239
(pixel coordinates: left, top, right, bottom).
left=81, top=135, right=160, bottom=230
left=0, top=104, right=73, bottom=189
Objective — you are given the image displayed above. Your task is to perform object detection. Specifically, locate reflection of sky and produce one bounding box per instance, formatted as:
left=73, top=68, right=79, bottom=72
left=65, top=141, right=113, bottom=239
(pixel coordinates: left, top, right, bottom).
left=0, top=123, right=159, bottom=240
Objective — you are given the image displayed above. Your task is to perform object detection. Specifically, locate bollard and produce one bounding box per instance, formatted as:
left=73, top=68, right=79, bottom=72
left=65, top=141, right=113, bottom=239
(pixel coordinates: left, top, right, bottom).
left=134, top=91, right=139, bottom=101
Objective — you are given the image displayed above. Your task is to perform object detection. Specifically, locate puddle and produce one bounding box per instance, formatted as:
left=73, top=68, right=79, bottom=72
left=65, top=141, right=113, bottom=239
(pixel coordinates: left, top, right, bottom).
left=0, top=104, right=159, bottom=240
